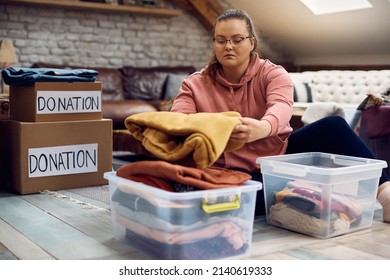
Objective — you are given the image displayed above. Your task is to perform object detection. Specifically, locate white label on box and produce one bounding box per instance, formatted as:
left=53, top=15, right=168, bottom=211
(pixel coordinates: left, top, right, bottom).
left=36, top=91, right=101, bottom=114
left=28, top=144, right=98, bottom=178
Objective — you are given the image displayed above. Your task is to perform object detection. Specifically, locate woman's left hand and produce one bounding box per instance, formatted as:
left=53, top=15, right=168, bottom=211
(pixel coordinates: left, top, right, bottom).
left=230, top=117, right=271, bottom=143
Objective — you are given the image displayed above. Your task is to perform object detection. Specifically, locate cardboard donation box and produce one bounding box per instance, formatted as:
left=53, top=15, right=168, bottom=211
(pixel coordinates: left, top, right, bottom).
left=9, top=82, right=102, bottom=122
left=0, top=119, right=112, bottom=194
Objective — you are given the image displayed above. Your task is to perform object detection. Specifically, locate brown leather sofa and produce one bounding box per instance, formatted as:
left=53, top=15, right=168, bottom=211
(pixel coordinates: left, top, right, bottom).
left=32, top=62, right=196, bottom=152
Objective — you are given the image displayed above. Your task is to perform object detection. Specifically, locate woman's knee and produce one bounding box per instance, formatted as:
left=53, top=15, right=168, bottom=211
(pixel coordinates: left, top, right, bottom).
left=316, top=115, right=350, bottom=132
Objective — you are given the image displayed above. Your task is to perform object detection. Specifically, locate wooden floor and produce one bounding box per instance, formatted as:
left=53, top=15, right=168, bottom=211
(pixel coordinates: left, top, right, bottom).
left=1, top=183, right=390, bottom=260
left=1, top=152, right=390, bottom=260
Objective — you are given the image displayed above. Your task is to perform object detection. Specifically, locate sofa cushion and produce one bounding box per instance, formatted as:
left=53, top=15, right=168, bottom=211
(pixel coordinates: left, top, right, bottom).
left=102, top=100, right=157, bottom=129
left=164, top=73, right=188, bottom=99
left=121, top=66, right=196, bottom=101
left=121, top=67, right=167, bottom=100
left=92, top=67, right=124, bottom=100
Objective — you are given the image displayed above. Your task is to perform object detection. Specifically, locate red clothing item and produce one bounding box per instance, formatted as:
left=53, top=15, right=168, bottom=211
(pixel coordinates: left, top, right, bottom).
left=116, top=160, right=252, bottom=190
left=171, top=54, right=294, bottom=172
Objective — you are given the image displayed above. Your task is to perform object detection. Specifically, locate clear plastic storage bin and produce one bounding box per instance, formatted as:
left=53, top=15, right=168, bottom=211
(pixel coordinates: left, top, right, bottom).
left=257, top=152, right=387, bottom=238
left=104, top=171, right=262, bottom=259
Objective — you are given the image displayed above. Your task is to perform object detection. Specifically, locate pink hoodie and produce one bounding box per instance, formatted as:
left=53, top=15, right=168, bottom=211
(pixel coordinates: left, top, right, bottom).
left=171, top=54, right=294, bottom=172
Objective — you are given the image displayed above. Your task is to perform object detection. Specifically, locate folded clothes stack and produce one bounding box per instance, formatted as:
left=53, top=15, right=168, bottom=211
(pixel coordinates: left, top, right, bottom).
left=2, top=67, right=98, bottom=85
left=111, top=160, right=254, bottom=259
left=124, top=111, right=244, bottom=169
left=268, top=180, right=363, bottom=237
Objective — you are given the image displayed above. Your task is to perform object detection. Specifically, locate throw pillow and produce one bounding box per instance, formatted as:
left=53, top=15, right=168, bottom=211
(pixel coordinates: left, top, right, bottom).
left=121, top=67, right=167, bottom=100
left=293, top=81, right=313, bottom=103
left=289, top=74, right=313, bottom=103
left=164, top=73, right=188, bottom=99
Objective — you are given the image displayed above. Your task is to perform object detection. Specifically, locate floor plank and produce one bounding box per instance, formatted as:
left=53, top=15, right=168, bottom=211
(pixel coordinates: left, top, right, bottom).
left=299, top=239, right=387, bottom=259
left=333, top=234, right=390, bottom=259
left=0, top=242, right=18, bottom=260
left=22, top=192, right=113, bottom=242
left=0, top=193, right=119, bottom=260
left=21, top=191, right=148, bottom=259
left=0, top=218, right=54, bottom=260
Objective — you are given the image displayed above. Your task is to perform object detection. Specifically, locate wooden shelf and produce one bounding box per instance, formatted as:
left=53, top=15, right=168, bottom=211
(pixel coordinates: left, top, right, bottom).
left=1, top=0, right=183, bottom=17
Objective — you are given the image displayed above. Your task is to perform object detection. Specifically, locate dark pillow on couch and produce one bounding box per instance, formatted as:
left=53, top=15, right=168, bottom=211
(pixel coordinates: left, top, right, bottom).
left=92, top=67, right=124, bottom=101
left=121, top=66, right=196, bottom=101
left=164, top=73, right=188, bottom=99
left=121, top=67, right=167, bottom=101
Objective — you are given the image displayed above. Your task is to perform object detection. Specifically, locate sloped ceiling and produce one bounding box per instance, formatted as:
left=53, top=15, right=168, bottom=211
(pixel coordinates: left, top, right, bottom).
left=170, top=0, right=224, bottom=29
left=225, top=0, right=390, bottom=60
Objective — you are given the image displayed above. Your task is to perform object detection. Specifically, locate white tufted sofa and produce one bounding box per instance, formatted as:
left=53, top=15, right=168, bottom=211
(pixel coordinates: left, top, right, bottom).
left=289, top=70, right=390, bottom=109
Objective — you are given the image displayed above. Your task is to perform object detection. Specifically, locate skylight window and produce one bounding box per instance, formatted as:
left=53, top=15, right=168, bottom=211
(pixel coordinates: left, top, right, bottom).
left=300, top=0, right=373, bottom=15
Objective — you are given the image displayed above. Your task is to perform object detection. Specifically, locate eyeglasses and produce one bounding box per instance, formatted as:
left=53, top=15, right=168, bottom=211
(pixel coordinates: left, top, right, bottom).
left=213, top=36, right=252, bottom=48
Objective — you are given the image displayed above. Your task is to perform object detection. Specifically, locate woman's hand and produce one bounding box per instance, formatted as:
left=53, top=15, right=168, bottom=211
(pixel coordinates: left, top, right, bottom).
left=230, top=117, right=271, bottom=143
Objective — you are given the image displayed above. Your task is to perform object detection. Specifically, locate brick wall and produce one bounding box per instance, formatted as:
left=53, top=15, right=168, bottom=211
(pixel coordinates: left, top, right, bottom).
left=0, top=4, right=213, bottom=70
left=0, top=3, right=287, bottom=70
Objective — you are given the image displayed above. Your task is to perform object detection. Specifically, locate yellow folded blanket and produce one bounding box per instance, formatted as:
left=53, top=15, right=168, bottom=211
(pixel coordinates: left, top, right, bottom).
left=125, top=111, right=244, bottom=169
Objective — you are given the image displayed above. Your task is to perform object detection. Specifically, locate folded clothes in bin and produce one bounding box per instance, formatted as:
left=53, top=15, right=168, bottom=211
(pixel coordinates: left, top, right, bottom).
left=111, top=187, right=203, bottom=226
left=116, top=160, right=252, bottom=190
left=124, top=229, right=249, bottom=260
left=268, top=180, right=363, bottom=236
left=259, top=152, right=386, bottom=238
left=115, top=203, right=252, bottom=233
left=117, top=212, right=250, bottom=259
left=104, top=170, right=262, bottom=260
left=116, top=215, right=246, bottom=249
